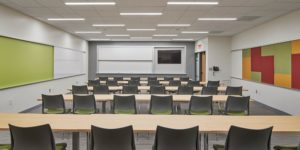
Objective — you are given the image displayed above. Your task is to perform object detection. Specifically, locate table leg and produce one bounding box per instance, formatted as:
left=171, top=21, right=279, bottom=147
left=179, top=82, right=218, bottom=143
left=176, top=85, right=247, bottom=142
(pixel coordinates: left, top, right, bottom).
left=204, top=133, right=209, bottom=150
left=72, top=132, right=80, bottom=150
left=86, top=132, right=90, bottom=150
left=102, top=101, right=106, bottom=113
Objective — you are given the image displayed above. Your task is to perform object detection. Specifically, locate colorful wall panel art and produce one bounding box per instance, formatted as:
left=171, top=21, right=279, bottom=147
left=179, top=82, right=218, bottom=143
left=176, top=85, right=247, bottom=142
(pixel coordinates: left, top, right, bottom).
left=242, top=39, right=300, bottom=90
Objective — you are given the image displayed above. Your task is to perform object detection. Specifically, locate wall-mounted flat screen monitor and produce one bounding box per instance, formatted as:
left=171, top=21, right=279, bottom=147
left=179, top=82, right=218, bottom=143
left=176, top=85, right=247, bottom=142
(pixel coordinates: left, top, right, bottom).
left=158, top=50, right=181, bottom=64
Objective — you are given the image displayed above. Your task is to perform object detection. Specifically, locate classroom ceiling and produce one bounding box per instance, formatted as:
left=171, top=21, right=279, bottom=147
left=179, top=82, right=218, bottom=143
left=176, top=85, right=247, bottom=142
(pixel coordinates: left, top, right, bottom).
left=1, top=0, right=300, bottom=41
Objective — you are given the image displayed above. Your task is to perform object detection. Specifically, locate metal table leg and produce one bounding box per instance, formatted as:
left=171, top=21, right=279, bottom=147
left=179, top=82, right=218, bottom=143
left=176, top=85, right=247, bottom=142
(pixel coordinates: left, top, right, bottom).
left=204, top=133, right=209, bottom=150
left=72, top=132, right=80, bottom=150
left=102, top=101, right=106, bottom=113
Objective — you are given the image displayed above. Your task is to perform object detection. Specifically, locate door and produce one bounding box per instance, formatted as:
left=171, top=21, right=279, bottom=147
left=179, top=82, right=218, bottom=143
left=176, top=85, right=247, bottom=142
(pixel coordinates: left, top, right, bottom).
left=200, top=52, right=206, bottom=82
left=195, top=53, right=200, bottom=81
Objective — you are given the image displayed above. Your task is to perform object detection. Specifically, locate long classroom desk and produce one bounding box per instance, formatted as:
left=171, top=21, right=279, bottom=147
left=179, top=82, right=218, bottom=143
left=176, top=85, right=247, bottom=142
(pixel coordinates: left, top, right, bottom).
left=99, top=80, right=207, bottom=86
left=0, top=113, right=299, bottom=150
left=106, top=77, right=185, bottom=81
left=86, top=86, right=248, bottom=93
left=38, top=94, right=239, bottom=113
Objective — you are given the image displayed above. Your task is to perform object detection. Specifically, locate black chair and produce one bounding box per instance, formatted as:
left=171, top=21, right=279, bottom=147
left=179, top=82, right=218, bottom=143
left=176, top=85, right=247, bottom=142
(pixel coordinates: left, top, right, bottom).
left=169, top=80, right=181, bottom=86
left=72, top=85, right=89, bottom=94
left=88, top=80, right=100, bottom=86
left=150, top=86, right=166, bottom=94
left=128, top=80, right=140, bottom=86
left=9, top=124, right=67, bottom=150
left=213, top=126, right=273, bottom=150
left=148, top=77, right=157, bottom=81
left=148, top=80, right=160, bottom=86
left=93, top=85, right=109, bottom=94
left=149, top=95, right=173, bottom=115
left=180, top=76, right=190, bottom=81
left=114, top=77, right=123, bottom=81
left=122, top=85, right=138, bottom=94
left=225, top=86, right=243, bottom=95
left=189, top=96, right=213, bottom=115
left=73, top=95, right=97, bottom=114
left=99, top=77, right=108, bottom=81
left=113, top=95, right=137, bottom=114
left=224, top=96, right=250, bottom=116
left=164, top=77, right=174, bottom=81
left=207, top=81, right=220, bottom=87
left=187, top=81, right=200, bottom=87
left=153, top=126, right=199, bottom=150
left=201, top=87, right=218, bottom=95
left=274, top=142, right=300, bottom=150
left=131, top=77, right=140, bottom=81
left=91, top=125, right=135, bottom=150
left=107, top=80, right=118, bottom=86
left=178, top=86, right=194, bottom=95
left=42, top=94, right=70, bottom=114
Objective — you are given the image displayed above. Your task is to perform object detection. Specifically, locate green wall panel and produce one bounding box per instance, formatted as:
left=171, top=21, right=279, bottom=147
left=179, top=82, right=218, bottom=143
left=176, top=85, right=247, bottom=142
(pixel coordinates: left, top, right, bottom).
left=0, top=36, right=54, bottom=89
left=251, top=72, right=262, bottom=82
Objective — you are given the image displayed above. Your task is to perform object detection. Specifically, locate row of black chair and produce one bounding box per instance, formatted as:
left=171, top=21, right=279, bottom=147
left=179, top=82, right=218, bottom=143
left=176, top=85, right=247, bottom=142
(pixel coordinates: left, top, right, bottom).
left=73, top=85, right=243, bottom=95
left=42, top=94, right=250, bottom=115
left=88, top=79, right=202, bottom=86
left=3, top=124, right=284, bottom=150
left=98, top=76, right=191, bottom=81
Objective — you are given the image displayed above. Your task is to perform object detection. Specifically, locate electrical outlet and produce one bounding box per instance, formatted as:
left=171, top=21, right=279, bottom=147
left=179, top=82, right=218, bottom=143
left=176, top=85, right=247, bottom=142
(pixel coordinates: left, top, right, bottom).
left=255, top=90, right=258, bottom=94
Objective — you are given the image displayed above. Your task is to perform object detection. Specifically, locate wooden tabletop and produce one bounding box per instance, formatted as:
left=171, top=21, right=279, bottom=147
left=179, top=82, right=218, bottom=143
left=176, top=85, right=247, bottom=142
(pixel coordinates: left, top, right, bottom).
left=99, top=80, right=203, bottom=86
left=0, top=113, right=299, bottom=133
left=37, top=94, right=237, bottom=102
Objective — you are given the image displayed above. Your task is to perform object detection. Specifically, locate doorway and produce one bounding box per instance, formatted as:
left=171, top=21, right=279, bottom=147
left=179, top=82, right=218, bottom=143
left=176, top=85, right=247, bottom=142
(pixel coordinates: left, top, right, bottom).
left=200, top=52, right=206, bottom=82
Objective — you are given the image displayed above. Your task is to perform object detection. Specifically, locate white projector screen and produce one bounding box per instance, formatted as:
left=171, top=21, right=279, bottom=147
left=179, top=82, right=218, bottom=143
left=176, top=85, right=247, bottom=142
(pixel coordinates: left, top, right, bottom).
left=231, top=50, right=242, bottom=79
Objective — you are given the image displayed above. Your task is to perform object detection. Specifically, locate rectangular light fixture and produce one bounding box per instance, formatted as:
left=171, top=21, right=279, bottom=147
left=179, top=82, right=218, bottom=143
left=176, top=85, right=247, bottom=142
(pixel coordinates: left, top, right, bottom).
left=65, top=2, right=116, bottom=5
left=172, top=38, right=194, bottom=41
left=93, top=24, right=125, bottom=27
left=181, top=31, right=209, bottom=34
left=75, top=31, right=102, bottom=34
left=105, top=34, right=130, bottom=37
left=47, top=18, right=85, bottom=21
left=130, top=37, right=153, bottom=39
left=153, top=34, right=178, bottom=37
left=167, top=2, right=219, bottom=5
left=120, top=13, right=162, bottom=16
left=127, top=29, right=156, bottom=31
left=198, top=18, right=237, bottom=21
left=89, top=39, right=111, bottom=41
left=157, top=24, right=191, bottom=27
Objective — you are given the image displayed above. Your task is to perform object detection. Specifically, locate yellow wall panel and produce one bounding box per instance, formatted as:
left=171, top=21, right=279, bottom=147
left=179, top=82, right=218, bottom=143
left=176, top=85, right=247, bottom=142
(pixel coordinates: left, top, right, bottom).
left=242, top=57, right=251, bottom=80
left=274, top=74, right=291, bottom=88
left=292, top=40, right=300, bottom=54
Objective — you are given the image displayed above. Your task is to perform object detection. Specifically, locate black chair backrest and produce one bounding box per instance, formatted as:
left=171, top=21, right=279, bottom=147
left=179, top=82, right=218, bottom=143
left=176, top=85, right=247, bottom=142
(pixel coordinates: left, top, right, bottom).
left=180, top=76, right=189, bottom=81
left=164, top=77, right=174, bottom=81
left=122, top=85, right=138, bottom=94
left=201, top=87, right=218, bottom=95
left=128, top=80, right=140, bottom=86
left=107, top=80, right=118, bottom=86
left=131, top=77, right=140, bottom=81
left=178, top=86, right=194, bottom=95
left=225, top=126, right=273, bottom=150
left=148, top=77, right=157, bottom=81
left=91, top=125, right=135, bottom=150
left=93, top=85, right=109, bottom=94
left=225, top=96, right=250, bottom=115
left=187, top=81, right=200, bottom=87
left=225, top=86, right=243, bottom=95
left=153, top=126, right=199, bottom=150
left=9, top=124, right=56, bottom=150
left=150, top=86, right=166, bottom=94
left=298, top=142, right=300, bottom=150
left=88, top=80, right=100, bottom=86
left=149, top=95, right=173, bottom=114
left=169, top=80, right=181, bottom=86
left=207, top=81, right=220, bottom=87
left=114, top=77, right=123, bottom=81
left=73, top=95, right=97, bottom=114
left=189, top=96, right=213, bottom=115
left=72, top=85, right=89, bottom=94
left=113, top=95, right=137, bottom=114
left=42, top=94, right=66, bottom=114
left=99, top=77, right=108, bottom=81
left=148, top=80, right=160, bottom=86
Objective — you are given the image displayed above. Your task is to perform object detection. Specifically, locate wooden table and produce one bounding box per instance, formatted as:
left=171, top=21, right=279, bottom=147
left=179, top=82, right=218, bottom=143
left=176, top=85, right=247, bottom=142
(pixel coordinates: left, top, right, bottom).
left=106, top=77, right=185, bottom=81
left=99, top=80, right=202, bottom=86
left=0, top=113, right=299, bottom=150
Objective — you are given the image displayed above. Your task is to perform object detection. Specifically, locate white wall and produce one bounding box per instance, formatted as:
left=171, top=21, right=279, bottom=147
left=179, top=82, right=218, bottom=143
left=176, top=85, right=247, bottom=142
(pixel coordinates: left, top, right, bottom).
left=207, top=37, right=232, bottom=82
left=231, top=9, right=300, bottom=115
left=0, top=4, right=88, bottom=112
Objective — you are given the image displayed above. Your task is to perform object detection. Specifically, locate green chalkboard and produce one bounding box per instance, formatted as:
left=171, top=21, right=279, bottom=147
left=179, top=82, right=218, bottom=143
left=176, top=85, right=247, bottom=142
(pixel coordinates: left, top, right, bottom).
left=0, top=36, right=54, bottom=89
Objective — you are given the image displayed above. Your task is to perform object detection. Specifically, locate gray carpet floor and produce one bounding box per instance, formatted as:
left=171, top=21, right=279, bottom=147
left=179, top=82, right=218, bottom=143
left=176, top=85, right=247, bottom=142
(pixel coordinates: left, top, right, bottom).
left=0, top=100, right=299, bottom=150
